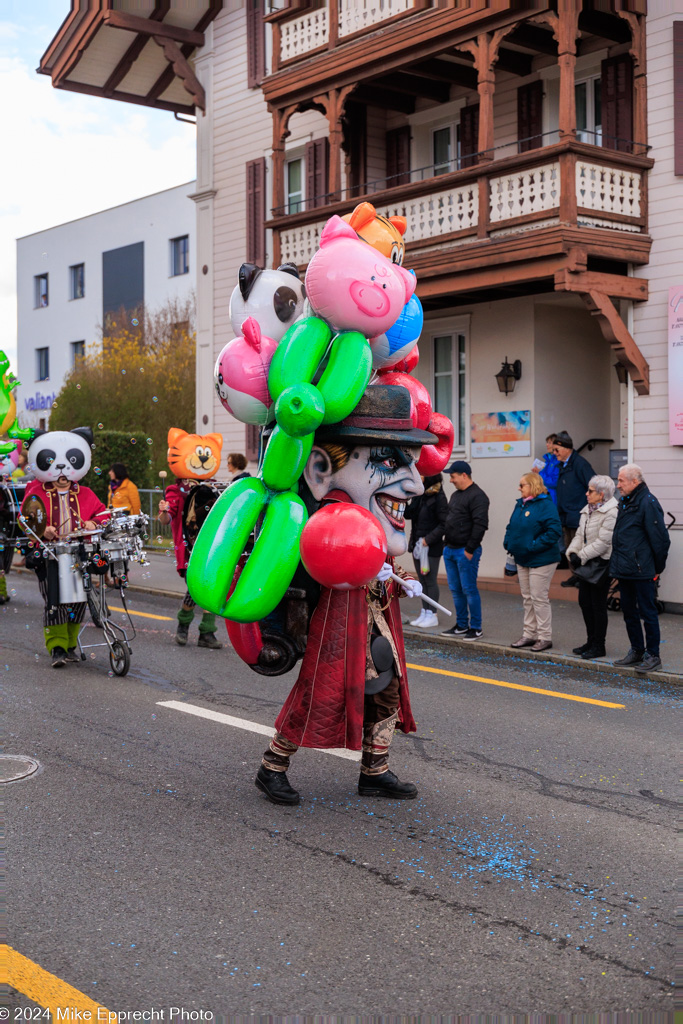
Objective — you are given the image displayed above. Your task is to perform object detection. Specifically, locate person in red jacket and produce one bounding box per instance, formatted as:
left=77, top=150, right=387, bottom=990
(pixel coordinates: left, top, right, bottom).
left=255, top=384, right=439, bottom=807
left=21, top=428, right=108, bottom=667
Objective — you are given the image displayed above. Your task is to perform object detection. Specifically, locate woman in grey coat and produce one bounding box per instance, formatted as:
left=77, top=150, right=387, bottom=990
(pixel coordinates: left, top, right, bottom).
left=566, top=475, right=619, bottom=659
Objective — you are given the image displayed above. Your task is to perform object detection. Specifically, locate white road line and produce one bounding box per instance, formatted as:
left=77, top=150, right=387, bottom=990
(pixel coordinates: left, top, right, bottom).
left=156, top=699, right=361, bottom=761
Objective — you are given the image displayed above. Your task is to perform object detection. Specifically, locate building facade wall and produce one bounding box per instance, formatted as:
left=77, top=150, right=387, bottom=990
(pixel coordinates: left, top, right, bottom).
left=633, top=9, right=683, bottom=605
left=16, top=182, right=196, bottom=429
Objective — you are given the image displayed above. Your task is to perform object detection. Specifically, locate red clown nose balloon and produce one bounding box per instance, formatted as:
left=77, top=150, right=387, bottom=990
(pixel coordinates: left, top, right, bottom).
left=300, top=503, right=387, bottom=591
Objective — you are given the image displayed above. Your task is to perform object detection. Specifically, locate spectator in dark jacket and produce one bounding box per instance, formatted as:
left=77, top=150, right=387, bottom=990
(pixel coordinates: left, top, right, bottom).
left=504, top=472, right=562, bottom=652
left=610, top=464, right=670, bottom=673
left=538, top=433, right=560, bottom=504
left=228, top=452, right=251, bottom=483
left=440, top=460, right=489, bottom=641
left=405, top=473, right=448, bottom=629
left=554, top=430, right=594, bottom=585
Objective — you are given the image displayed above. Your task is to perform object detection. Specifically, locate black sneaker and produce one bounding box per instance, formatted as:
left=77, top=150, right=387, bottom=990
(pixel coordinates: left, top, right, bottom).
left=175, top=622, right=189, bottom=646
left=441, top=625, right=469, bottom=636
left=572, top=642, right=590, bottom=655
left=635, top=652, right=662, bottom=673
left=65, top=648, right=81, bottom=663
left=613, top=648, right=644, bottom=667
left=51, top=647, right=67, bottom=668
left=461, top=628, right=483, bottom=641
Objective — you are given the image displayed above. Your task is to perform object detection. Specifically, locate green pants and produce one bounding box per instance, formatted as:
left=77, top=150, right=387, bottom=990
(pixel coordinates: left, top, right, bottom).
left=44, top=623, right=81, bottom=653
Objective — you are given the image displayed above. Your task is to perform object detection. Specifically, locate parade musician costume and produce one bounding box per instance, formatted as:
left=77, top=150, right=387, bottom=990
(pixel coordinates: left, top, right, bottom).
left=256, top=385, right=436, bottom=805
left=159, top=428, right=225, bottom=649
left=21, top=428, right=106, bottom=666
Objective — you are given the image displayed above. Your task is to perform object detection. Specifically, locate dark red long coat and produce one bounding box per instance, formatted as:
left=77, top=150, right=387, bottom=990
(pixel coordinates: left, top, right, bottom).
left=274, top=580, right=416, bottom=751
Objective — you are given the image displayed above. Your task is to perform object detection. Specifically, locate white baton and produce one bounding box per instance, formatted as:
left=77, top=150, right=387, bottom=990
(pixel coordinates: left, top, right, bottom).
left=389, top=572, right=452, bottom=617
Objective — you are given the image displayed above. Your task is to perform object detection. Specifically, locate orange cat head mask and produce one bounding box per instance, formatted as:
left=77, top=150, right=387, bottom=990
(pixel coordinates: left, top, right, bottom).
left=167, top=428, right=223, bottom=480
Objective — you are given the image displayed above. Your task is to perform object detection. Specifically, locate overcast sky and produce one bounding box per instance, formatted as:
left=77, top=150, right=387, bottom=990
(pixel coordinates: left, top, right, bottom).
left=1, top=0, right=196, bottom=370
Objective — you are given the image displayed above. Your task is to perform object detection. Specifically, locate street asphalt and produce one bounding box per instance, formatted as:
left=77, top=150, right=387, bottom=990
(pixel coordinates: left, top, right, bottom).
left=1, top=572, right=677, bottom=1017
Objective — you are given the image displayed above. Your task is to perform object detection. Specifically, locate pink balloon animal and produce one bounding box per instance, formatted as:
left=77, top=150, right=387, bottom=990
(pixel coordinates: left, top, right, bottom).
left=305, top=216, right=416, bottom=335
left=214, top=317, right=279, bottom=426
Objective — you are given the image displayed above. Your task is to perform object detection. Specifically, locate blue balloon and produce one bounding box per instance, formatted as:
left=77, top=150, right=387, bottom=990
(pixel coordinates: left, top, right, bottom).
left=369, top=290, right=423, bottom=370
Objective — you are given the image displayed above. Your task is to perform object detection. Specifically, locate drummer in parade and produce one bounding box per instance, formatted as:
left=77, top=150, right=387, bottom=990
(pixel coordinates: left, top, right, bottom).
left=21, top=427, right=108, bottom=668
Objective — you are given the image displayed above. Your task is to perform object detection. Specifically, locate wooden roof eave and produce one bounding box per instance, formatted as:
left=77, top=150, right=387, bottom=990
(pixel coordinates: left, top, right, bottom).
left=261, top=5, right=549, bottom=106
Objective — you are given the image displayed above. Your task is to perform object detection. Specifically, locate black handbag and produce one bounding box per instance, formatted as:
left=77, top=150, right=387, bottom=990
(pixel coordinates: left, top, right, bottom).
left=573, top=557, right=610, bottom=585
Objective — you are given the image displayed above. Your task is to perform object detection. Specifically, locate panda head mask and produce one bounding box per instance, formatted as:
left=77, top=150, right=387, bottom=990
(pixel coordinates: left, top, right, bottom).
left=229, top=263, right=305, bottom=343
left=28, top=428, right=94, bottom=484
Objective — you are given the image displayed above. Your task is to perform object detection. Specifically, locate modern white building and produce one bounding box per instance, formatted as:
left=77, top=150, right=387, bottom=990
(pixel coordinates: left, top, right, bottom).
left=16, top=181, right=196, bottom=429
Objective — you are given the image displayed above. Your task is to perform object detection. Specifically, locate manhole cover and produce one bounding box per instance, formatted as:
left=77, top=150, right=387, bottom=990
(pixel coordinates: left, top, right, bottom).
left=0, top=755, right=41, bottom=783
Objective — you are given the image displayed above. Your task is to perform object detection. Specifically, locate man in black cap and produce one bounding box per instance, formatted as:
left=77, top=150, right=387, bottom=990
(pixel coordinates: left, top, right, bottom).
left=440, top=460, right=489, bottom=640
left=553, top=431, right=594, bottom=587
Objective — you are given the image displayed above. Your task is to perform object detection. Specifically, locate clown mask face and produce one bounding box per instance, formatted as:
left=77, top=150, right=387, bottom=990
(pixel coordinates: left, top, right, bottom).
left=304, top=443, right=423, bottom=557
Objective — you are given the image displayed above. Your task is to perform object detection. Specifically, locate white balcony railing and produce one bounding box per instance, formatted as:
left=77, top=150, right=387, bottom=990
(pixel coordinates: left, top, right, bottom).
left=339, top=0, right=414, bottom=38
left=280, top=8, right=329, bottom=62
left=276, top=154, right=644, bottom=265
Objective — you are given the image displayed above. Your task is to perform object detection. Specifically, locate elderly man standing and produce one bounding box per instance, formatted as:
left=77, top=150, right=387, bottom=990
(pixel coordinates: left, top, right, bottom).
left=554, top=431, right=594, bottom=588
left=610, top=464, right=670, bottom=673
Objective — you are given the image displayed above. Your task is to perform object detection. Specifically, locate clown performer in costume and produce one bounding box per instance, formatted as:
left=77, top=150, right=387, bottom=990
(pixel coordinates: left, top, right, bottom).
left=255, top=384, right=436, bottom=806
left=157, top=428, right=225, bottom=649
left=21, top=428, right=107, bottom=668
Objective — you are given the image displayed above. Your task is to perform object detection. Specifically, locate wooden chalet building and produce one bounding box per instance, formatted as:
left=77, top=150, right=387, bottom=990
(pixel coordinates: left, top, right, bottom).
left=40, top=1, right=683, bottom=604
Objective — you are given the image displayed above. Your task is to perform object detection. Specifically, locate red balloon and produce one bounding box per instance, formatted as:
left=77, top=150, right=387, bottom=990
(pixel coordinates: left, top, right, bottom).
left=382, top=344, right=419, bottom=374
left=300, top=503, right=387, bottom=590
left=378, top=371, right=432, bottom=429
left=416, top=411, right=455, bottom=475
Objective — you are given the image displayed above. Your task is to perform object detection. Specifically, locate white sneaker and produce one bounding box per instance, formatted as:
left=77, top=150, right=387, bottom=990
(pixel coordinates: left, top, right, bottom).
left=410, top=610, right=426, bottom=626
left=417, top=611, right=439, bottom=629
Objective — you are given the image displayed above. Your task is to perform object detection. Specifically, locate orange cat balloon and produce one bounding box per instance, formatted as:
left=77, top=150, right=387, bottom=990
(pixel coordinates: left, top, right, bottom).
left=167, top=428, right=223, bottom=480
left=342, top=201, right=407, bottom=265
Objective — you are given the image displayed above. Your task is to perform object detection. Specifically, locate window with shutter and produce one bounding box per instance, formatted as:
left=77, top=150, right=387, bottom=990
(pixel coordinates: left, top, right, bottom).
left=675, top=22, right=683, bottom=175
left=517, top=81, right=543, bottom=152
left=246, top=157, right=266, bottom=266
left=385, top=126, right=411, bottom=187
left=601, top=54, right=633, bottom=153
left=305, top=138, right=330, bottom=209
left=246, top=0, right=265, bottom=89
left=245, top=425, right=260, bottom=463
left=460, top=105, right=479, bottom=168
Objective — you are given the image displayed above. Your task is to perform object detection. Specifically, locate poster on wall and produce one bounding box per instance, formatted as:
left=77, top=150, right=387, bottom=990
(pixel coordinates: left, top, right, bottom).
left=471, top=410, right=531, bottom=458
left=669, top=286, right=683, bottom=446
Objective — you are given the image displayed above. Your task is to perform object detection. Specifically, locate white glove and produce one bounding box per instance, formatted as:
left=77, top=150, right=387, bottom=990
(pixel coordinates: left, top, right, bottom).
left=376, top=562, right=393, bottom=583
left=400, top=577, right=423, bottom=599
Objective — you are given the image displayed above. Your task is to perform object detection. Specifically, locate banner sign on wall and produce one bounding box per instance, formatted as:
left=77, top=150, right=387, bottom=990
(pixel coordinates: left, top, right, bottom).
left=471, top=410, right=531, bottom=458
left=669, top=286, right=683, bottom=446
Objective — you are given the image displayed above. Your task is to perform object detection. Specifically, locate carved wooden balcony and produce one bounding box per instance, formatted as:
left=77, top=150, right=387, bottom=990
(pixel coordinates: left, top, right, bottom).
left=268, top=141, right=653, bottom=299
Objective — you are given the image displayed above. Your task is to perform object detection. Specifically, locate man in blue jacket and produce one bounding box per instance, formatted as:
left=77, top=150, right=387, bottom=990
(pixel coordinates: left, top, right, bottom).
left=610, top=464, right=670, bottom=673
left=554, top=431, right=594, bottom=587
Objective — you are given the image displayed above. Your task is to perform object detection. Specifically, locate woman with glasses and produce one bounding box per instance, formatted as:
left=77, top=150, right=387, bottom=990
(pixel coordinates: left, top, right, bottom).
left=504, top=472, right=562, bottom=652
left=566, top=474, right=618, bottom=659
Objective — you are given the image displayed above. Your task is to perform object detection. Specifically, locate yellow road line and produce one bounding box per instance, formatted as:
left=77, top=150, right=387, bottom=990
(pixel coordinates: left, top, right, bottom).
left=109, top=606, right=173, bottom=621
left=406, top=662, right=626, bottom=709
left=3, top=944, right=109, bottom=1013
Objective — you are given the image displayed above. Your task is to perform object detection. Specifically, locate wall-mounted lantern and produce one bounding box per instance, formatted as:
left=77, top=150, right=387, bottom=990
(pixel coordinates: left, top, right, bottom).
left=495, top=357, right=522, bottom=396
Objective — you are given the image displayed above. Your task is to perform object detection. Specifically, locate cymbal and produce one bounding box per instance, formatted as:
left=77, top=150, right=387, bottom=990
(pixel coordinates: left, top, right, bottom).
left=66, top=528, right=104, bottom=538
left=20, top=495, right=47, bottom=538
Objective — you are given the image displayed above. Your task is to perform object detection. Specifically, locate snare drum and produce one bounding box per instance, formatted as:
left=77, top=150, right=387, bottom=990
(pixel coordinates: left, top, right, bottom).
left=53, top=541, right=86, bottom=604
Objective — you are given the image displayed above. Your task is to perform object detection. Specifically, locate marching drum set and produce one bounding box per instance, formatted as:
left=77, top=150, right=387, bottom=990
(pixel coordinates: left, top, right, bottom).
left=17, top=496, right=150, bottom=677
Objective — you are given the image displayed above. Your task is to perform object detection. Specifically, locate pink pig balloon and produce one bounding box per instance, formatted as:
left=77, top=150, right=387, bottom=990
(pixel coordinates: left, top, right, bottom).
left=305, top=216, right=416, bottom=335
left=214, top=317, right=278, bottom=425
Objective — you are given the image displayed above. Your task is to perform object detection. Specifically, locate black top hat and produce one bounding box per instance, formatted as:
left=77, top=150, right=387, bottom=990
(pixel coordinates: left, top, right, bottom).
left=315, top=384, right=437, bottom=447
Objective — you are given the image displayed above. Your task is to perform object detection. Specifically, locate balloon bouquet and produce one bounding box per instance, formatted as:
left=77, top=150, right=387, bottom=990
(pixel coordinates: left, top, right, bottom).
left=187, top=202, right=454, bottom=676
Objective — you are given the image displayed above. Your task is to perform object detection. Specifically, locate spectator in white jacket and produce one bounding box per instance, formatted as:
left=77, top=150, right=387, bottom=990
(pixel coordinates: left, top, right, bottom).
left=566, top=475, right=619, bottom=660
